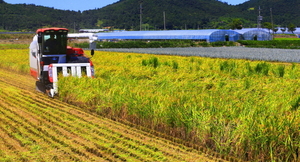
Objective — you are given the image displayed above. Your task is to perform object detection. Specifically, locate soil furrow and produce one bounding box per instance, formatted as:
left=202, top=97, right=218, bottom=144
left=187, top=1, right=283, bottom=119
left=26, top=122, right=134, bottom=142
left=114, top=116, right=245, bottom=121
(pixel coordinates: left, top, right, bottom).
left=26, top=93, right=204, bottom=160
left=0, top=125, right=25, bottom=158
left=0, top=86, right=184, bottom=161
left=0, top=83, right=154, bottom=161
left=0, top=102, right=94, bottom=161
left=0, top=85, right=115, bottom=161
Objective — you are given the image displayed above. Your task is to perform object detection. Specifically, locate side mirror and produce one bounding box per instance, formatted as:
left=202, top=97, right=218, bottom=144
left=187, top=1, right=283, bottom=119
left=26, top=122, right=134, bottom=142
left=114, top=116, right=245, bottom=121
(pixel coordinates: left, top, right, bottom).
left=91, top=49, right=94, bottom=57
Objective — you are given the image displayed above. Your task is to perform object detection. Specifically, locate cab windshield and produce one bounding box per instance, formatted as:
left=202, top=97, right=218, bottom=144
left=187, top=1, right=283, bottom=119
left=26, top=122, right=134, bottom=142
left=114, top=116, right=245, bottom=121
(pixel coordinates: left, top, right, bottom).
left=42, top=31, right=68, bottom=54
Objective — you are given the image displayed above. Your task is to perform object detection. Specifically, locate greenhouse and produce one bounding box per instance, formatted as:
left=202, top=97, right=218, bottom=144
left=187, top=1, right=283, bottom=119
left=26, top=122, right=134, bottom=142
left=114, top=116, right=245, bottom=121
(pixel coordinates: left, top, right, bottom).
left=96, top=29, right=240, bottom=42
left=234, top=28, right=272, bottom=41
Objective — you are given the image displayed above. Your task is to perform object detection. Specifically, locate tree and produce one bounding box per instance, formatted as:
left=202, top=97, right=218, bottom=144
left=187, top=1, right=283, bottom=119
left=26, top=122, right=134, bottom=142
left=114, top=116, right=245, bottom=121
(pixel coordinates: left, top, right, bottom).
left=229, top=18, right=243, bottom=30
left=263, top=22, right=272, bottom=33
left=288, top=23, right=296, bottom=34
left=96, top=20, right=104, bottom=28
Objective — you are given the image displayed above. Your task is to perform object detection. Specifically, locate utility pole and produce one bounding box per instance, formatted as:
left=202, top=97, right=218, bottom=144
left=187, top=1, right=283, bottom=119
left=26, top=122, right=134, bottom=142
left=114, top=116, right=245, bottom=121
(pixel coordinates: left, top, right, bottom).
left=257, top=6, right=262, bottom=29
left=163, top=11, right=166, bottom=30
left=140, top=2, right=143, bottom=31
left=270, top=8, right=274, bottom=36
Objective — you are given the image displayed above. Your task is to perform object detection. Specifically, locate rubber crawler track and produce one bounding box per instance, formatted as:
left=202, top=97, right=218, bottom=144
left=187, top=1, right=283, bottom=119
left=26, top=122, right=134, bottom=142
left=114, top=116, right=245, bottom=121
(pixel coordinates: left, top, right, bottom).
left=0, top=68, right=230, bottom=161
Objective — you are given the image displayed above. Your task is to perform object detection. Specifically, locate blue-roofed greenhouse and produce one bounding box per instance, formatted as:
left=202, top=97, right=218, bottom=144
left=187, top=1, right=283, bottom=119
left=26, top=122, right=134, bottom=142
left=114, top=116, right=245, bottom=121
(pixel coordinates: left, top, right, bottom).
left=96, top=29, right=240, bottom=43
left=234, top=28, right=272, bottom=41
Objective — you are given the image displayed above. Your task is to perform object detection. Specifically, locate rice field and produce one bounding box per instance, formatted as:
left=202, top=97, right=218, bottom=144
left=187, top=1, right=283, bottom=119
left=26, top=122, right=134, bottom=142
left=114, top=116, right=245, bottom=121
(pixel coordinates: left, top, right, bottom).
left=0, top=48, right=223, bottom=161
left=0, top=68, right=218, bottom=161
left=59, top=48, right=299, bottom=162
left=0, top=46, right=299, bottom=161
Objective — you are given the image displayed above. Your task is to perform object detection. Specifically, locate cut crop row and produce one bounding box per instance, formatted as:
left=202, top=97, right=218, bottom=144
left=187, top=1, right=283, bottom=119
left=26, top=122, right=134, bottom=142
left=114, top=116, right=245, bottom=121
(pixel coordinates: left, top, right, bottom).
left=0, top=83, right=119, bottom=161
left=0, top=78, right=216, bottom=161
left=0, top=88, right=101, bottom=161
left=0, top=76, right=211, bottom=161
left=12, top=89, right=194, bottom=161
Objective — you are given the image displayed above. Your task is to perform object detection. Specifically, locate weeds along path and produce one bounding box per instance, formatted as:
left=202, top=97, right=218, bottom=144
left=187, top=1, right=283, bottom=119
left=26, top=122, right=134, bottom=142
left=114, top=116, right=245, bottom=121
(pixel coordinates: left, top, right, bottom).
left=0, top=68, right=224, bottom=161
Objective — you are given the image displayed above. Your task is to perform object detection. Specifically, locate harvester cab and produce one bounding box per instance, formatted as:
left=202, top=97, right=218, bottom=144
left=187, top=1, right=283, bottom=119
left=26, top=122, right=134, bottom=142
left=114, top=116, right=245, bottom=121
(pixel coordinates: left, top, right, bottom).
left=29, top=28, right=95, bottom=97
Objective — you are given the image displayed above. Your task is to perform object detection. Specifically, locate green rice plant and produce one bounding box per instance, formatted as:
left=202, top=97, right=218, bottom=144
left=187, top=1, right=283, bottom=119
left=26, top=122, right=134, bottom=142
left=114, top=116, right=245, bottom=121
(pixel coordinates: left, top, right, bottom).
left=275, top=65, right=285, bottom=77
left=290, top=97, right=300, bottom=111
left=243, top=78, right=251, bottom=89
left=288, top=63, right=298, bottom=79
left=255, top=62, right=269, bottom=76
left=172, top=60, right=179, bottom=70
left=244, top=62, right=253, bottom=76
left=151, top=57, right=159, bottom=68
left=141, top=59, right=147, bottom=66
left=141, top=57, right=159, bottom=68
left=219, top=60, right=240, bottom=77
left=220, top=60, right=236, bottom=72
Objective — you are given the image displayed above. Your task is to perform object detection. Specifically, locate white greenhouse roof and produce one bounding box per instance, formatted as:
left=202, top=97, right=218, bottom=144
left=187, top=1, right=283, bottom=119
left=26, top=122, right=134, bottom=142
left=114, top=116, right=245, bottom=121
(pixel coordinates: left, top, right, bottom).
left=233, top=28, right=269, bottom=34
left=233, top=28, right=272, bottom=41
left=96, top=29, right=240, bottom=42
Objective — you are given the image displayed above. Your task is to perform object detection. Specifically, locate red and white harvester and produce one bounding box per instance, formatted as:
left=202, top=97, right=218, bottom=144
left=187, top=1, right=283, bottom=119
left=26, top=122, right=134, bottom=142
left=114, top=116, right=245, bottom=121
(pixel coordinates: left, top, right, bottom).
left=29, top=27, right=95, bottom=97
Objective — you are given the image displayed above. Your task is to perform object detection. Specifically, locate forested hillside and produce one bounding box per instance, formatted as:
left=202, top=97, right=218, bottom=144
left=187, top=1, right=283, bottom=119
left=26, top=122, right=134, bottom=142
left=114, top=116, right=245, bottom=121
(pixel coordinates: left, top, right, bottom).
left=0, top=0, right=81, bottom=31
left=237, top=0, right=300, bottom=27
left=82, top=0, right=238, bottom=30
left=0, top=0, right=299, bottom=31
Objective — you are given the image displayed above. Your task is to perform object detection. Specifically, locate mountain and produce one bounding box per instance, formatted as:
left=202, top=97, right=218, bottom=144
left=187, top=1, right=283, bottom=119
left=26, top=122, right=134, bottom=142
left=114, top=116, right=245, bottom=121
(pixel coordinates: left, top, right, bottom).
left=0, top=0, right=299, bottom=31
left=237, top=0, right=300, bottom=27
left=81, top=0, right=238, bottom=30
left=0, top=1, right=81, bottom=31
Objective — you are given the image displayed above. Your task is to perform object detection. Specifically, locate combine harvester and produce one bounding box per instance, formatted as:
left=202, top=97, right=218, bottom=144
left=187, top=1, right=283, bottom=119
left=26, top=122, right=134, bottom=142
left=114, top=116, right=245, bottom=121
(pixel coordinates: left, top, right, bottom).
left=29, top=27, right=95, bottom=97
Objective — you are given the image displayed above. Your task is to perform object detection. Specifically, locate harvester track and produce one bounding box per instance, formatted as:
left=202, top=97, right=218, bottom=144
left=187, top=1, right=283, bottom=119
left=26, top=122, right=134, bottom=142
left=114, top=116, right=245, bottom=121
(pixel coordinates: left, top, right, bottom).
left=0, top=68, right=227, bottom=161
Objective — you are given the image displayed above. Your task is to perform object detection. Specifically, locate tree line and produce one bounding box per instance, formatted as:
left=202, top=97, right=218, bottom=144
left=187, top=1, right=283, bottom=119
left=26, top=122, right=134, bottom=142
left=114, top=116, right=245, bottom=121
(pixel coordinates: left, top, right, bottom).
left=0, top=0, right=299, bottom=32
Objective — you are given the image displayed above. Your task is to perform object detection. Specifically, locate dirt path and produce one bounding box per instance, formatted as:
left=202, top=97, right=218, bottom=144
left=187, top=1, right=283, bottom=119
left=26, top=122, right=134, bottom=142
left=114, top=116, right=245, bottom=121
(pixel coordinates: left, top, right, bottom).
left=0, top=68, right=227, bottom=161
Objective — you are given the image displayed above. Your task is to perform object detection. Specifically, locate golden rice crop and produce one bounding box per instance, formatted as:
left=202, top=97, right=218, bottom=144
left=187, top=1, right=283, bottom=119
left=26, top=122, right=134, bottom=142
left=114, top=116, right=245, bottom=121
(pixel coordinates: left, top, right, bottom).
left=58, top=51, right=300, bottom=161
left=1, top=48, right=299, bottom=161
left=0, top=49, right=29, bottom=73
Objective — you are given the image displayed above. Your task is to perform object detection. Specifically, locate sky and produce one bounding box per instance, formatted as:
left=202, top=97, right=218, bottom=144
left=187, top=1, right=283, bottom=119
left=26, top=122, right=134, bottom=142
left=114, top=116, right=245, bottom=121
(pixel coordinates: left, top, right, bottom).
left=4, top=0, right=249, bottom=11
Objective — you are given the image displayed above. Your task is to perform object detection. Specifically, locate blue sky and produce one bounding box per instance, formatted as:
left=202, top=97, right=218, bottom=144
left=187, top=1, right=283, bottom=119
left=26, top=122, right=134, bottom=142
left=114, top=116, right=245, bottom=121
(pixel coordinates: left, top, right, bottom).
left=5, top=0, right=249, bottom=11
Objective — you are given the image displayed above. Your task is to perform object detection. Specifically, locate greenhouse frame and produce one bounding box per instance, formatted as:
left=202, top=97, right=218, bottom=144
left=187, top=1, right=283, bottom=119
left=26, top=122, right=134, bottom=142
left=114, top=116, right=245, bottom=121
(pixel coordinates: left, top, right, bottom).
left=234, top=28, right=272, bottom=41
left=96, top=29, right=240, bottom=42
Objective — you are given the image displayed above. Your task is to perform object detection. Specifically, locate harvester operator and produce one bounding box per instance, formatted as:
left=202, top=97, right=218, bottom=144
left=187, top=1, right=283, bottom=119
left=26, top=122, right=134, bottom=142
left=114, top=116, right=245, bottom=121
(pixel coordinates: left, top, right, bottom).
left=45, top=34, right=60, bottom=53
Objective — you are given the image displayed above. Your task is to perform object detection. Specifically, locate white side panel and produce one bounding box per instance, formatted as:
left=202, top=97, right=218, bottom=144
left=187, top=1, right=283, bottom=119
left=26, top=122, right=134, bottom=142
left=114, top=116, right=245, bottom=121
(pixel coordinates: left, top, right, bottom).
left=29, top=35, right=38, bottom=71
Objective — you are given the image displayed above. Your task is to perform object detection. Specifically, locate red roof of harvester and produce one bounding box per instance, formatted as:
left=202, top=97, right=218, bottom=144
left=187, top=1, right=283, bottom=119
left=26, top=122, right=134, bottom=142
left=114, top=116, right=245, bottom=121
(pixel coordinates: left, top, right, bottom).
left=36, top=27, right=68, bottom=33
